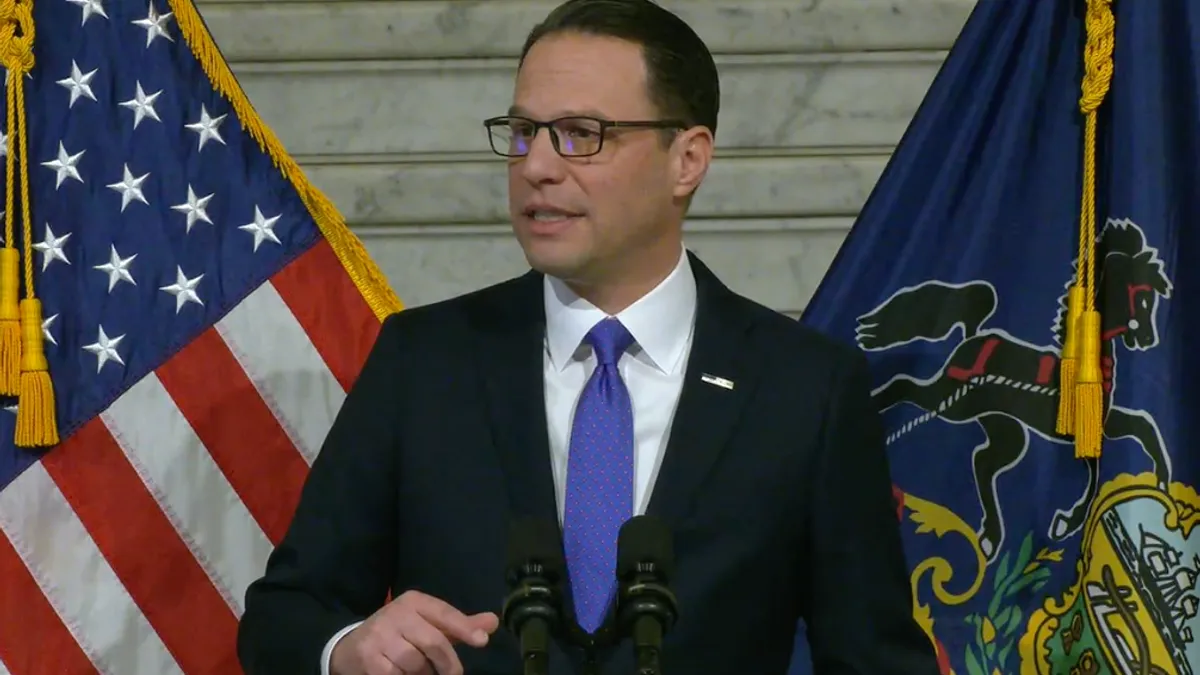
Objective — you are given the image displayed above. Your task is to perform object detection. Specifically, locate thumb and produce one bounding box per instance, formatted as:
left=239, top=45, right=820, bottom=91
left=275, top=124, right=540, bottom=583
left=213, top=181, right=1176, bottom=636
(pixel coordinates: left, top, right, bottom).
left=459, top=611, right=500, bottom=647
left=470, top=611, right=501, bottom=634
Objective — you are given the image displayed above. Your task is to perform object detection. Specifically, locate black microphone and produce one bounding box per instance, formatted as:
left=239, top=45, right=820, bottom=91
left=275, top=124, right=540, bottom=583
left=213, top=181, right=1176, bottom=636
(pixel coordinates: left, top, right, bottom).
left=615, top=516, right=678, bottom=675
left=501, top=518, right=565, bottom=675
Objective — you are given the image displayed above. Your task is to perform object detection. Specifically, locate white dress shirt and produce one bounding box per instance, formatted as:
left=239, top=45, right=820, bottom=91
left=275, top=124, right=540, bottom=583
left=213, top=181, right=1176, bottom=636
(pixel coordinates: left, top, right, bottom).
left=320, top=248, right=697, bottom=674
left=542, top=247, right=697, bottom=520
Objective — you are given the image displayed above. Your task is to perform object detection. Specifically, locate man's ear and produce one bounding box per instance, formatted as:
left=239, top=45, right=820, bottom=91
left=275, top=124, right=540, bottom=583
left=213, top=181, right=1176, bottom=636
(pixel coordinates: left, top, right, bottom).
left=671, top=126, right=714, bottom=199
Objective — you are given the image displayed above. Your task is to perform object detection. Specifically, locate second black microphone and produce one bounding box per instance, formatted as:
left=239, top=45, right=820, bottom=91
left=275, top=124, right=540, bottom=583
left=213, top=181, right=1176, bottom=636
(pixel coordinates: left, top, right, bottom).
left=502, top=517, right=566, bottom=675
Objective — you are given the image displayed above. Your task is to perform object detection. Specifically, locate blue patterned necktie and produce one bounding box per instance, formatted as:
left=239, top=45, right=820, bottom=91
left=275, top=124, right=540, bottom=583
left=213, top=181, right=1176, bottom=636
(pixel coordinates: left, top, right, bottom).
left=562, top=317, right=636, bottom=633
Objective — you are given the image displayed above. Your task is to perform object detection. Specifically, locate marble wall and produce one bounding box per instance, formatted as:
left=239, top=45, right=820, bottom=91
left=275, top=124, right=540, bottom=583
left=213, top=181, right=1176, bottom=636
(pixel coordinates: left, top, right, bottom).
left=200, top=0, right=977, bottom=316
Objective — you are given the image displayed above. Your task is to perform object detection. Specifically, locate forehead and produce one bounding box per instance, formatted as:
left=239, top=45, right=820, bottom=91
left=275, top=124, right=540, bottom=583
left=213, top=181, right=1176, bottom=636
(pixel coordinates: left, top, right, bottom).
left=512, top=32, right=655, bottom=118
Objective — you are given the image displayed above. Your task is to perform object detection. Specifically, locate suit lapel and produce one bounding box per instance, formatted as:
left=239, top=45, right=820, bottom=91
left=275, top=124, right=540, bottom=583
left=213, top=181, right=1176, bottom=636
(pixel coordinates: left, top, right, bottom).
left=645, top=254, right=762, bottom=528
left=473, top=271, right=560, bottom=526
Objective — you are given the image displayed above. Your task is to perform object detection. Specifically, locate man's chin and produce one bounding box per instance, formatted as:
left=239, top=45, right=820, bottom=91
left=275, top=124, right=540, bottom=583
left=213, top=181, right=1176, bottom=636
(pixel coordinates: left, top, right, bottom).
left=521, top=246, right=589, bottom=281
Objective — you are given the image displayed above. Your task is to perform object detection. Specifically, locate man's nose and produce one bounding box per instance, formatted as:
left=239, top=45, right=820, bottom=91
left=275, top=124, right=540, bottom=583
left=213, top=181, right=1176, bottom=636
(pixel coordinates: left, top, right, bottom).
left=519, top=128, right=567, bottom=184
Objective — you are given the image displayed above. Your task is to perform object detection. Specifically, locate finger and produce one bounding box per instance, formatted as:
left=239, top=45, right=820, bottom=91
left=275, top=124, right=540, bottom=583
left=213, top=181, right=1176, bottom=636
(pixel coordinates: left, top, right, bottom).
left=412, top=597, right=490, bottom=647
left=399, top=619, right=463, bottom=675
left=367, top=651, right=405, bottom=675
left=467, top=612, right=500, bottom=634
left=379, top=637, right=430, bottom=675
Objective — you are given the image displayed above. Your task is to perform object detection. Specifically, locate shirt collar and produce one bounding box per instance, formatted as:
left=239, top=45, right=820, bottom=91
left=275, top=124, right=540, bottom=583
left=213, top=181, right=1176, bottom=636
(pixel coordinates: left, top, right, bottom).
left=544, top=247, right=696, bottom=375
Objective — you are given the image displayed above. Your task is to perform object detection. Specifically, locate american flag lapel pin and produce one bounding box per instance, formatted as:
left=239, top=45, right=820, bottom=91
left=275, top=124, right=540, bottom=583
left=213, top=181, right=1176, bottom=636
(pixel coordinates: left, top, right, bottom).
left=700, top=373, right=734, bottom=390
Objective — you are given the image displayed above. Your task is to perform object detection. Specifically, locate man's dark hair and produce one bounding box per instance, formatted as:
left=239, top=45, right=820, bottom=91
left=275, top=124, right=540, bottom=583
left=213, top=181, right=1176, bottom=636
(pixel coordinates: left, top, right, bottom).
left=519, top=0, right=720, bottom=137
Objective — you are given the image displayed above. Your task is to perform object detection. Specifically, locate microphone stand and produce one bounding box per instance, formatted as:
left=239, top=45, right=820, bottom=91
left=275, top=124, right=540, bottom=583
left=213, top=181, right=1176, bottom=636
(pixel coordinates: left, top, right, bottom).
left=616, top=575, right=675, bottom=675
left=630, top=612, right=664, bottom=675
left=502, top=563, right=561, bottom=675
left=581, top=646, right=601, bottom=675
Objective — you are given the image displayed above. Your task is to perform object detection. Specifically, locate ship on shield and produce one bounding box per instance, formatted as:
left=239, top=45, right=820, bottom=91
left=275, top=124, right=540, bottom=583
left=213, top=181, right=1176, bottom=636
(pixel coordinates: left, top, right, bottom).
left=1021, top=474, right=1200, bottom=675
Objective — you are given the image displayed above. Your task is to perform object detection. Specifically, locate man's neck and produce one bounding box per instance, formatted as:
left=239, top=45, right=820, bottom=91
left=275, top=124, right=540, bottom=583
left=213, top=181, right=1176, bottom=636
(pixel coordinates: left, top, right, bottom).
left=566, top=247, right=683, bottom=316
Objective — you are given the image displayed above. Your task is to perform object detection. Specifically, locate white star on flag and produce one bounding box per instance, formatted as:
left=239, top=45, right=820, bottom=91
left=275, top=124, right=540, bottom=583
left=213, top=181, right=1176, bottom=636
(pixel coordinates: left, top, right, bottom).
left=159, top=266, right=204, bottom=313
left=83, top=325, right=125, bottom=373
left=185, top=104, right=227, bottom=150
left=239, top=206, right=282, bottom=251
left=56, top=60, right=98, bottom=108
left=33, top=223, right=72, bottom=272
left=66, top=0, right=108, bottom=25
left=107, top=164, right=151, bottom=212
left=119, top=81, right=163, bottom=129
left=133, top=1, right=174, bottom=47
left=41, top=141, right=85, bottom=189
left=171, top=185, right=214, bottom=232
left=42, top=312, right=58, bottom=346
left=94, top=244, right=137, bottom=292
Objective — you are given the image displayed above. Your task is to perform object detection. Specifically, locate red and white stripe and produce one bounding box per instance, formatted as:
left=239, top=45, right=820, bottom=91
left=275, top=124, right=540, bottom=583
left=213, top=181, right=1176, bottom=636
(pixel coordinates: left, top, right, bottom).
left=0, top=241, right=385, bottom=675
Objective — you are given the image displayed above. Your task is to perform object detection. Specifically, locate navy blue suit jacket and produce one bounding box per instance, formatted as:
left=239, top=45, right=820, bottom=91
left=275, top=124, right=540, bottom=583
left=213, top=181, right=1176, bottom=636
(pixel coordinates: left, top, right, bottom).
left=236, top=253, right=940, bottom=675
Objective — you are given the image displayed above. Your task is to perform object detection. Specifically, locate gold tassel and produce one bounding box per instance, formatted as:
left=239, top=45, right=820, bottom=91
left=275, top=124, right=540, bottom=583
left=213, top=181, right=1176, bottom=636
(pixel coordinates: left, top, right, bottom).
left=3, top=0, right=57, bottom=446
left=1055, top=284, right=1082, bottom=434
left=0, top=249, right=20, bottom=395
left=0, top=0, right=33, bottom=397
left=15, top=297, right=55, bottom=446
left=1073, top=310, right=1103, bottom=458
left=1071, top=0, right=1114, bottom=459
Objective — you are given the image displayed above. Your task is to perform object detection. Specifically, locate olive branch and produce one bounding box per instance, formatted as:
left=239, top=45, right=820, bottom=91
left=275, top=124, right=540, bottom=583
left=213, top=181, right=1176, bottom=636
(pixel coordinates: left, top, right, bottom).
left=962, top=532, right=1062, bottom=675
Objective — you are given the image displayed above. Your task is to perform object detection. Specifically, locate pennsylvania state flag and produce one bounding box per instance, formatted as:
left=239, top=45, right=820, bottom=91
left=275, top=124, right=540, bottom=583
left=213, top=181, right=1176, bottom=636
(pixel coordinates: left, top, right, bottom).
left=794, top=0, right=1197, bottom=673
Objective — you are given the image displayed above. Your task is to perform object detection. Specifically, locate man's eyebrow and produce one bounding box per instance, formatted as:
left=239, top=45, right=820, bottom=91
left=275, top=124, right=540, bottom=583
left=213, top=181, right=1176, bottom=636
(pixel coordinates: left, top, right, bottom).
left=506, top=105, right=611, bottom=119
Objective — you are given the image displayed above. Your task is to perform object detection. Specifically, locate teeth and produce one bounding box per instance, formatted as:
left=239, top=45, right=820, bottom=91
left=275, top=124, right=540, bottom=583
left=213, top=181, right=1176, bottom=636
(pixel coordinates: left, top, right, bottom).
left=532, top=211, right=575, bottom=221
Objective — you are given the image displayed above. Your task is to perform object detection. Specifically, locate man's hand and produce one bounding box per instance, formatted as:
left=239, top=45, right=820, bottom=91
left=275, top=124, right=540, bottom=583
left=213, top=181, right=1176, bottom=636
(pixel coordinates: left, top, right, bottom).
left=330, top=590, right=500, bottom=675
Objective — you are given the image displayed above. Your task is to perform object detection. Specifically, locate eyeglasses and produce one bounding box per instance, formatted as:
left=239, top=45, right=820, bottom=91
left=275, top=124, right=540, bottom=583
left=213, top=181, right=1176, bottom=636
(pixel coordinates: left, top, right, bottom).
left=483, top=115, right=686, bottom=158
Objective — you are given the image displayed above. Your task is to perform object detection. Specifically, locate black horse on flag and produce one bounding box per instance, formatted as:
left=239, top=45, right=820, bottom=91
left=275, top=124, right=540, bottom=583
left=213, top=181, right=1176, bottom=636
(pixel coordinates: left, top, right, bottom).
left=853, top=218, right=1173, bottom=561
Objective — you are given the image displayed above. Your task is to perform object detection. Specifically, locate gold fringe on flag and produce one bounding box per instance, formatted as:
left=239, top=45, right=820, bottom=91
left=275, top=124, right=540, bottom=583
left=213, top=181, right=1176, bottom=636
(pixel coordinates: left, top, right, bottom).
left=1071, top=0, right=1115, bottom=459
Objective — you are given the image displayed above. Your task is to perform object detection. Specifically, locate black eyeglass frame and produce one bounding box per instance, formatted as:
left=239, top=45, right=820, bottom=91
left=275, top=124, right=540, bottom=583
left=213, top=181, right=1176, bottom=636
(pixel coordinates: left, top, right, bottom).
left=483, top=114, right=687, bottom=157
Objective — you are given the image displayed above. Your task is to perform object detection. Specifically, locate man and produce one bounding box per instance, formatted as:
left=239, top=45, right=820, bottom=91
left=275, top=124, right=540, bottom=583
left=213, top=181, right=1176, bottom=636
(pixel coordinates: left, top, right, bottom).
left=237, top=1, right=940, bottom=673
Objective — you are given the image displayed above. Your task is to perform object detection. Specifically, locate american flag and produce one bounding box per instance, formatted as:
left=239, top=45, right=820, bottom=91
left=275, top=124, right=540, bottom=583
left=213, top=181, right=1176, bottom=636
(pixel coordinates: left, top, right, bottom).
left=0, top=0, right=401, bottom=672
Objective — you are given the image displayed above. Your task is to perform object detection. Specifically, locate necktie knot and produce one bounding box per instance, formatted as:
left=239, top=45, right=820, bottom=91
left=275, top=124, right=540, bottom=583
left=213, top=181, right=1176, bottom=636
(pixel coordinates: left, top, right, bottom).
left=585, top=317, right=635, bottom=366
